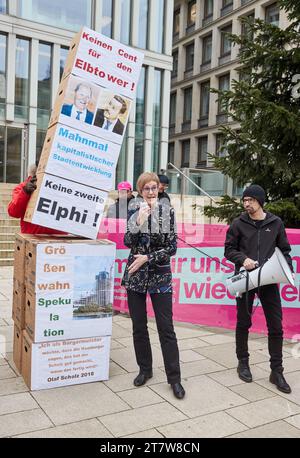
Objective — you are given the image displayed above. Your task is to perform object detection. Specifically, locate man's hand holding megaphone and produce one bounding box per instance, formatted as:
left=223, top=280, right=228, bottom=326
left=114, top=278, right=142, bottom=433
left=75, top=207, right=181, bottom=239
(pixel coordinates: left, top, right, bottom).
left=243, top=258, right=258, bottom=271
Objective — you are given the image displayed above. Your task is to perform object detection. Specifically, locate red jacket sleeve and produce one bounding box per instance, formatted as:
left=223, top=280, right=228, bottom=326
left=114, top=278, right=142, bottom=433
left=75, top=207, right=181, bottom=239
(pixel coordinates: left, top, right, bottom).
left=7, top=179, right=31, bottom=219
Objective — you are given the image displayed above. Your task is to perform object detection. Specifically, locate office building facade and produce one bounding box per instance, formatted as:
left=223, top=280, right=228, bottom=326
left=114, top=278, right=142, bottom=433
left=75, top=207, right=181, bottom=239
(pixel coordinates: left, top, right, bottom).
left=169, top=0, right=289, bottom=196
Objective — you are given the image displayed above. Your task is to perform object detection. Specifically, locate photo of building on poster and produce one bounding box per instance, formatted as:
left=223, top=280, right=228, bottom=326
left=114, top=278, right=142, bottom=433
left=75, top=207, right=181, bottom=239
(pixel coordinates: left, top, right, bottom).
left=73, top=255, right=115, bottom=320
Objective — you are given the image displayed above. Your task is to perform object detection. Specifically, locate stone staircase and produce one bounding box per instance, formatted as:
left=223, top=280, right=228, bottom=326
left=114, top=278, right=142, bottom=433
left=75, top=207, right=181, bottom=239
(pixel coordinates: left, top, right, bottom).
left=0, top=183, right=19, bottom=266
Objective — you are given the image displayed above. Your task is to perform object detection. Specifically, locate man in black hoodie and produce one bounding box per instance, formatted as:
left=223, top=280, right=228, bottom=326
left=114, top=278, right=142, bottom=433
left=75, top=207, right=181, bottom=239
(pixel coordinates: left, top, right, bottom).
left=225, top=184, right=294, bottom=394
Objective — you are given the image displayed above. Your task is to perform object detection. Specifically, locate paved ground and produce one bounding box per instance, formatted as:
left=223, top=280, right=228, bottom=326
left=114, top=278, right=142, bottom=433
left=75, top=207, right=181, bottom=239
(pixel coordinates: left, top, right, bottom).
left=1, top=265, right=300, bottom=438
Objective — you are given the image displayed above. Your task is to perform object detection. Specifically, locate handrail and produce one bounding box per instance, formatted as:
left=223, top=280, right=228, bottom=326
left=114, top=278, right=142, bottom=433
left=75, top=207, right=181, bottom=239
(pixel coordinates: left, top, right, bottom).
left=167, top=162, right=218, bottom=204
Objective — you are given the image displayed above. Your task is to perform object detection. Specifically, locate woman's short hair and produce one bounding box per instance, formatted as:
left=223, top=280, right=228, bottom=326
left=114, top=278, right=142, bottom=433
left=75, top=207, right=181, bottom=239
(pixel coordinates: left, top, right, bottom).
left=136, top=172, right=160, bottom=194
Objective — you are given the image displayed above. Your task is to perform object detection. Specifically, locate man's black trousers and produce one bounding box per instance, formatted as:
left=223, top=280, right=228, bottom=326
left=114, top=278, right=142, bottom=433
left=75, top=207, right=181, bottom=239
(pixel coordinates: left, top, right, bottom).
left=236, top=284, right=283, bottom=371
left=127, top=290, right=181, bottom=384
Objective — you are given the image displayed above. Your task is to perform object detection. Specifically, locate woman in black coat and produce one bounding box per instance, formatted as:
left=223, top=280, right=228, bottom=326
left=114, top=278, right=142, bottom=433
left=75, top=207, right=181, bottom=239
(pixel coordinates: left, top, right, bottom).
left=122, top=172, right=185, bottom=399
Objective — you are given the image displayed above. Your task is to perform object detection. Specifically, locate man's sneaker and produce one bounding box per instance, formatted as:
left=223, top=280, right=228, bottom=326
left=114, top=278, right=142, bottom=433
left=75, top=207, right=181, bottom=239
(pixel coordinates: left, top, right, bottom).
left=237, top=358, right=253, bottom=383
left=270, top=370, right=291, bottom=394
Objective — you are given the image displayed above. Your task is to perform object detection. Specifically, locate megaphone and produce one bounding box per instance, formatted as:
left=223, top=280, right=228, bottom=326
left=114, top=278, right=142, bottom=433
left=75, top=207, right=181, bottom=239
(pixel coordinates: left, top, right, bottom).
left=226, top=247, right=294, bottom=296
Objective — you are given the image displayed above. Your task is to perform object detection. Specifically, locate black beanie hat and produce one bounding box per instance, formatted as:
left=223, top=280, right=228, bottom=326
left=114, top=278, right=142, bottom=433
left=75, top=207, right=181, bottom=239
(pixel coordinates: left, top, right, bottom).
left=242, top=184, right=266, bottom=207
left=158, top=174, right=169, bottom=185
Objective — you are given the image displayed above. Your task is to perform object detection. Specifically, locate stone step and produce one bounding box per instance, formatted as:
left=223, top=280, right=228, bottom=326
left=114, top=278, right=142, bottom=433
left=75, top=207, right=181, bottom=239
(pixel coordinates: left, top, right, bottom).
left=0, top=218, right=19, bottom=227
left=0, top=241, right=14, bottom=250
left=0, top=258, right=14, bottom=266
left=0, top=233, right=16, bottom=242
left=0, top=193, right=12, bottom=205
left=0, top=192, right=13, bottom=198
left=0, top=204, right=12, bottom=212
left=0, top=249, right=14, bottom=259
left=0, top=182, right=18, bottom=188
left=0, top=187, right=15, bottom=192
left=0, top=187, right=15, bottom=191
left=0, top=225, right=19, bottom=234
left=0, top=212, right=17, bottom=220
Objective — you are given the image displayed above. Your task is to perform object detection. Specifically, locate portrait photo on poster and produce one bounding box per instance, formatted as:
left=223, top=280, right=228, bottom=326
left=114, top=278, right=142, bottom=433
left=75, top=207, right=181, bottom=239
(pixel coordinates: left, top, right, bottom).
left=60, top=75, right=99, bottom=125
left=93, top=90, right=132, bottom=138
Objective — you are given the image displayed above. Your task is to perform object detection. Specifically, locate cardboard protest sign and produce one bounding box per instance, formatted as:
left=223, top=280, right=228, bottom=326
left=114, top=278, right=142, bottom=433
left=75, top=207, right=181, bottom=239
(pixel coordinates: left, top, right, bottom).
left=24, top=174, right=107, bottom=238
left=22, top=332, right=111, bottom=390
left=24, top=239, right=116, bottom=342
left=37, top=123, right=120, bottom=191
left=25, top=28, right=143, bottom=238
left=62, top=27, right=144, bottom=99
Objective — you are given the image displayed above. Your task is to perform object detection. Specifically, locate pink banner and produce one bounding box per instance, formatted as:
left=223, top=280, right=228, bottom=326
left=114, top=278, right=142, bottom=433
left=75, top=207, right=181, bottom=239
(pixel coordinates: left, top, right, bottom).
left=98, top=219, right=300, bottom=339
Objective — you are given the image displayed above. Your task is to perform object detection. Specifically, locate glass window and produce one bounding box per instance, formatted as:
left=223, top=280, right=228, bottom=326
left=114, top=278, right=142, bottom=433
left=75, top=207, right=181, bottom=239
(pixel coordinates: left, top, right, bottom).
left=183, top=87, right=192, bottom=123
left=221, top=0, right=233, bottom=16
left=6, top=128, right=22, bottom=183
left=198, top=136, right=208, bottom=164
left=154, top=0, right=164, bottom=53
left=173, top=9, right=180, bottom=37
left=134, top=67, right=146, bottom=185
left=265, top=3, right=279, bottom=26
left=15, top=38, right=30, bottom=119
left=181, top=140, right=190, bottom=167
left=200, top=81, right=210, bottom=118
left=120, top=0, right=131, bottom=45
left=115, top=131, right=128, bottom=186
left=0, top=126, right=4, bottom=181
left=185, top=42, right=194, bottom=72
left=218, top=73, right=230, bottom=113
left=220, top=25, right=232, bottom=56
left=17, top=0, right=91, bottom=32
left=172, top=50, right=178, bottom=78
left=219, top=73, right=230, bottom=91
left=38, top=43, right=52, bottom=130
left=241, top=14, right=255, bottom=41
left=0, top=34, right=6, bottom=118
left=60, top=46, right=69, bottom=81
left=202, top=34, right=212, bottom=64
left=152, top=69, right=162, bottom=172
left=204, top=0, right=213, bottom=19
left=0, top=1, right=7, bottom=13
left=102, top=0, right=113, bottom=37
left=187, top=1, right=196, bottom=27
left=216, top=133, right=227, bottom=157
left=168, top=143, right=175, bottom=167
left=36, top=129, right=47, bottom=162
left=170, top=93, right=176, bottom=126
left=137, top=0, right=148, bottom=49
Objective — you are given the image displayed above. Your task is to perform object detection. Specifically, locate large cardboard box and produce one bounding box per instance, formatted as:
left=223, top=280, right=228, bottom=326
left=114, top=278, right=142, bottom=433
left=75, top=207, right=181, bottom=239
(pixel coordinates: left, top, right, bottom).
left=22, top=331, right=111, bottom=390
left=12, top=278, right=26, bottom=329
left=61, top=27, right=144, bottom=99
left=37, top=122, right=120, bottom=191
left=24, top=237, right=115, bottom=342
left=23, top=173, right=107, bottom=239
left=13, top=323, right=23, bottom=374
left=13, top=233, right=36, bottom=284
